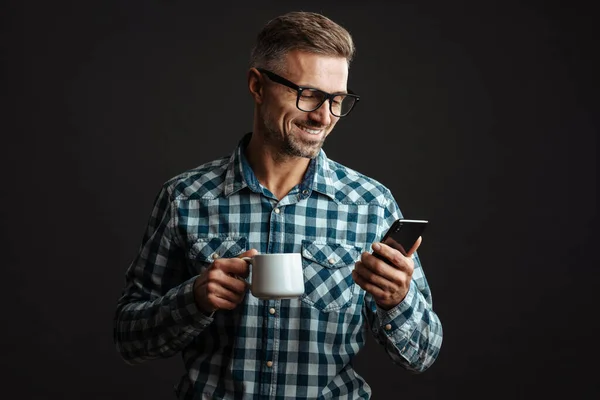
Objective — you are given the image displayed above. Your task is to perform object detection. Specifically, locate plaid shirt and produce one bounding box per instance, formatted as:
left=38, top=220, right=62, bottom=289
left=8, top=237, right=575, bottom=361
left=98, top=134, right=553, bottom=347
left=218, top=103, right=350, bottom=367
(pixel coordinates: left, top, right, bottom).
left=114, top=134, right=443, bottom=399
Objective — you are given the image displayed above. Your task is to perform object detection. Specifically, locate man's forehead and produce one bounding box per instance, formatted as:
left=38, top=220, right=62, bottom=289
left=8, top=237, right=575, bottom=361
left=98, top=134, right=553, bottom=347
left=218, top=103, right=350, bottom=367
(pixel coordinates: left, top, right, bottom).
left=283, top=51, right=349, bottom=92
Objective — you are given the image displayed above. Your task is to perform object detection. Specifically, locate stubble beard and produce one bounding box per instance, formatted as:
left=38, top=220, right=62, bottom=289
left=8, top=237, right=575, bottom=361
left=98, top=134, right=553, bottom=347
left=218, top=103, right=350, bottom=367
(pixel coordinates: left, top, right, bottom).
left=261, top=109, right=328, bottom=160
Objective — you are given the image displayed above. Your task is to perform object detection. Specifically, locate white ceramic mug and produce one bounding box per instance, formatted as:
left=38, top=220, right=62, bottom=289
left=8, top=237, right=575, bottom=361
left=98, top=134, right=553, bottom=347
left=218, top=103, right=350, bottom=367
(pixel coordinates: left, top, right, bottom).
left=241, top=253, right=304, bottom=299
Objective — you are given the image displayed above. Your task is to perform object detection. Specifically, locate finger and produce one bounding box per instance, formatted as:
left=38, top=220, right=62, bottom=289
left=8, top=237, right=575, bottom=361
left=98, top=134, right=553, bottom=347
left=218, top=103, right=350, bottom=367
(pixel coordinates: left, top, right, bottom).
left=215, top=268, right=250, bottom=293
left=372, top=239, right=420, bottom=274
left=363, top=249, right=411, bottom=280
left=213, top=257, right=251, bottom=278
left=205, top=279, right=247, bottom=307
left=358, top=254, right=398, bottom=285
left=204, top=265, right=249, bottom=293
left=207, top=292, right=244, bottom=311
left=222, top=274, right=250, bottom=293
left=406, top=236, right=422, bottom=257
left=353, top=260, right=398, bottom=292
left=353, top=265, right=411, bottom=309
left=352, top=268, right=389, bottom=298
left=236, top=248, right=259, bottom=278
left=239, top=248, right=259, bottom=259
left=371, top=242, right=407, bottom=269
left=194, top=274, right=242, bottom=313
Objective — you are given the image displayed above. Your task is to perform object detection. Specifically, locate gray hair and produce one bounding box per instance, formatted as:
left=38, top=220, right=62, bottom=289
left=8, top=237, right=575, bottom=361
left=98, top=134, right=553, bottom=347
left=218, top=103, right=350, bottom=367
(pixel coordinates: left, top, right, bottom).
left=250, top=11, right=355, bottom=73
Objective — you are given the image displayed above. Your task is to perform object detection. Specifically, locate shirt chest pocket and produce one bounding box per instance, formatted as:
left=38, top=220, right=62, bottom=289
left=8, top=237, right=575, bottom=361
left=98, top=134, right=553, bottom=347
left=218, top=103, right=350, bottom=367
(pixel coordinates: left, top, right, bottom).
left=301, top=240, right=362, bottom=312
left=188, top=237, right=248, bottom=274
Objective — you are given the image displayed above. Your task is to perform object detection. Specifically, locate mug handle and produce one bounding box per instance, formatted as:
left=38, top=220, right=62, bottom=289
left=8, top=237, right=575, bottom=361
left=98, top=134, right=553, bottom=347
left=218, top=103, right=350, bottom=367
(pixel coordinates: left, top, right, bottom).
left=237, top=257, right=253, bottom=283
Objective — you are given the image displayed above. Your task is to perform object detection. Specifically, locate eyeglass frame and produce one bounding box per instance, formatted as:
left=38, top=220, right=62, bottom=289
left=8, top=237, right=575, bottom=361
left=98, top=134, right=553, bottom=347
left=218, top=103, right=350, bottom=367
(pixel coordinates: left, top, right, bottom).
left=256, top=68, right=360, bottom=117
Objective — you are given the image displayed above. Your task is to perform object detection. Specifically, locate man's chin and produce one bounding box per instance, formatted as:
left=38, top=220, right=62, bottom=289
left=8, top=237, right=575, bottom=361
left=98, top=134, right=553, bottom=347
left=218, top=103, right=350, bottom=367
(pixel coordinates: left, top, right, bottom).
left=286, top=140, right=323, bottom=159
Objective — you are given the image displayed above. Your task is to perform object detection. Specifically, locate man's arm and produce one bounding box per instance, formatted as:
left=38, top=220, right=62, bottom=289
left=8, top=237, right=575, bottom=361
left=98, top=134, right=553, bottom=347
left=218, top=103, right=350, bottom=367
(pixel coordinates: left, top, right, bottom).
left=113, top=185, right=211, bottom=364
left=360, top=251, right=443, bottom=373
left=353, top=194, right=443, bottom=372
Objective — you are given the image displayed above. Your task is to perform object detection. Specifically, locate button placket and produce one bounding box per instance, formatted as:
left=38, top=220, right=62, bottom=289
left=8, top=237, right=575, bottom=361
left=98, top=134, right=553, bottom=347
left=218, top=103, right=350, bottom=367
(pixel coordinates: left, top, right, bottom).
left=262, top=299, right=278, bottom=391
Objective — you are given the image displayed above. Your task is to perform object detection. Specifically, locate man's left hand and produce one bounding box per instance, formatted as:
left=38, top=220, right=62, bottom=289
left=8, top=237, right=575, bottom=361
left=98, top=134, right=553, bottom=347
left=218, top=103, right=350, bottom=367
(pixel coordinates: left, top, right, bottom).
left=352, top=237, right=422, bottom=310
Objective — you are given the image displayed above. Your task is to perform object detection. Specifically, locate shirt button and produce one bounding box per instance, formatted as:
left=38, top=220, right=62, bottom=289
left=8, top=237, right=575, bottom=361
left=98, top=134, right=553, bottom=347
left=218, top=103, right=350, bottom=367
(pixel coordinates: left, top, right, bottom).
left=328, top=258, right=336, bottom=265
left=274, top=208, right=280, bottom=214
left=302, top=189, right=309, bottom=195
left=269, top=308, right=276, bottom=315
left=385, top=324, right=392, bottom=331
left=211, top=253, right=219, bottom=260
left=266, top=361, right=273, bottom=368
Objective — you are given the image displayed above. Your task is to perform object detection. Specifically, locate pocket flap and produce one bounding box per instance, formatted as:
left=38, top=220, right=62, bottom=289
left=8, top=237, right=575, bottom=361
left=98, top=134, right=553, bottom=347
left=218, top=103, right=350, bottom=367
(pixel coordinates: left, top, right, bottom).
left=301, top=240, right=362, bottom=268
left=190, top=237, right=248, bottom=262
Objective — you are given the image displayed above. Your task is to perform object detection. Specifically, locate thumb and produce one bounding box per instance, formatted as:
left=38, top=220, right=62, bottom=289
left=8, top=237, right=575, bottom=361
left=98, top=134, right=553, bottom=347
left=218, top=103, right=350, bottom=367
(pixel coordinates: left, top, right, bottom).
left=230, top=249, right=259, bottom=280
left=239, top=248, right=259, bottom=259
left=406, top=236, right=422, bottom=257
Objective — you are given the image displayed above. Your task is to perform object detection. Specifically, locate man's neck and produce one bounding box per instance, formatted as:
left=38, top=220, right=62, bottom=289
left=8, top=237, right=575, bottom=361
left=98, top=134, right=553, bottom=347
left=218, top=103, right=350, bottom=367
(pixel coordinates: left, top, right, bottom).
left=245, top=135, right=311, bottom=200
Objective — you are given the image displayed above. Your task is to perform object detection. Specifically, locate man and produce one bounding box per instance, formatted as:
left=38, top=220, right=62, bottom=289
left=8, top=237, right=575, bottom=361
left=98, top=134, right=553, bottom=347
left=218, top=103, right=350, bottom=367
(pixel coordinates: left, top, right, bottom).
left=114, top=11, right=443, bottom=399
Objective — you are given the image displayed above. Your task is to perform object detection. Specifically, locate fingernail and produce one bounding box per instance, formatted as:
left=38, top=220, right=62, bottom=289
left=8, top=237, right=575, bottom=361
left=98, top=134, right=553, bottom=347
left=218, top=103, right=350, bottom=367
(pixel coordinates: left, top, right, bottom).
left=372, top=242, right=381, bottom=251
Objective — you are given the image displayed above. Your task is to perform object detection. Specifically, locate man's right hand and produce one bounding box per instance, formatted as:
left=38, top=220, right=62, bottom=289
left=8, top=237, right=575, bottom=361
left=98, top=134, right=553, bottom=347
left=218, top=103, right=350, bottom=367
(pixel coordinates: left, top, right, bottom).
left=193, top=249, right=258, bottom=314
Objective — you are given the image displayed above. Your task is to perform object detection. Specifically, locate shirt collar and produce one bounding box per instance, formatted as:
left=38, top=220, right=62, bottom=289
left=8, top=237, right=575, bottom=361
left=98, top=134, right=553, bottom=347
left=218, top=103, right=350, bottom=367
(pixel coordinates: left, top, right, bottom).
left=223, top=133, right=337, bottom=201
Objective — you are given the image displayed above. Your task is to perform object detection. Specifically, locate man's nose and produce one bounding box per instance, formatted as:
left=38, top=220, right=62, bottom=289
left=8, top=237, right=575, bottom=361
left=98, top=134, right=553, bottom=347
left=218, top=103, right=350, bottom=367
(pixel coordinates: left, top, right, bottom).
left=307, top=100, right=334, bottom=126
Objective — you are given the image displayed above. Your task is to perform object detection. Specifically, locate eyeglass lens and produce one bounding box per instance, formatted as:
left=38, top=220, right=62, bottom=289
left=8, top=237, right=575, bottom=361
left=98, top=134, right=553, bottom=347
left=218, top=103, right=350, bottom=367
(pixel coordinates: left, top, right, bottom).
left=298, top=89, right=355, bottom=116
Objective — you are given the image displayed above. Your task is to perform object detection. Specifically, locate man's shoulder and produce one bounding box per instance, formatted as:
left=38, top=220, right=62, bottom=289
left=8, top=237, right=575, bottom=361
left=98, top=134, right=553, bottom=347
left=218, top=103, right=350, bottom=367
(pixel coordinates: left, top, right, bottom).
left=163, top=155, right=230, bottom=200
left=324, top=158, right=394, bottom=206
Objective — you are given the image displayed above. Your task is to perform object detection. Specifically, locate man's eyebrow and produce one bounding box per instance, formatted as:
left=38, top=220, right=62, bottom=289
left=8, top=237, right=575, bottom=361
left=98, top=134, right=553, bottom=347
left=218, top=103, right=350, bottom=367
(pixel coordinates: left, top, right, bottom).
left=298, top=84, right=349, bottom=94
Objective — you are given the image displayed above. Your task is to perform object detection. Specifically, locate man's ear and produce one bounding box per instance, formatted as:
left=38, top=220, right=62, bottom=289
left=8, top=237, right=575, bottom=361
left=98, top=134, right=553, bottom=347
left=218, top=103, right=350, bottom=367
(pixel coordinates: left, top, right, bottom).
left=248, top=68, right=264, bottom=104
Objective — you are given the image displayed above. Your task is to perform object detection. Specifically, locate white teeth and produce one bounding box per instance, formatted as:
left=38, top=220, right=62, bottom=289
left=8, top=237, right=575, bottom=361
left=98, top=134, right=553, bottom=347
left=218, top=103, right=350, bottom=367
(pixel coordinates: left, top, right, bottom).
left=299, top=125, right=321, bottom=135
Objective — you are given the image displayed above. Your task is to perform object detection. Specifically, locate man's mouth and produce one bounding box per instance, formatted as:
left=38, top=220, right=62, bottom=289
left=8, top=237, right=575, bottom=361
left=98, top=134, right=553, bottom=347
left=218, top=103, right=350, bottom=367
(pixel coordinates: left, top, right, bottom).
left=296, top=123, right=324, bottom=135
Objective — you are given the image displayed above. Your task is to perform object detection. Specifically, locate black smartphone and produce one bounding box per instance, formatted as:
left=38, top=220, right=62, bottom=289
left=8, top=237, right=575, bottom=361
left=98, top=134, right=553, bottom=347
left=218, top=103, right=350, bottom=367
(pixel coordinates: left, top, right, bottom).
left=374, top=219, right=428, bottom=260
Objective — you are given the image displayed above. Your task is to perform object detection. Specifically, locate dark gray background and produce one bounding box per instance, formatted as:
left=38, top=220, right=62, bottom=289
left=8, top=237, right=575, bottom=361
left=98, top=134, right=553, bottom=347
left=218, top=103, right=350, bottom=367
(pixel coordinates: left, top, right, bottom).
left=2, top=0, right=597, bottom=399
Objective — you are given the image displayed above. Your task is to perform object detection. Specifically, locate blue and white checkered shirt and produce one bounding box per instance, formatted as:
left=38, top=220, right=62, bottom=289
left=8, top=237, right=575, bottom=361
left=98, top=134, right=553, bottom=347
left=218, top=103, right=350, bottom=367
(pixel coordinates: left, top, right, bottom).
left=114, top=133, right=443, bottom=399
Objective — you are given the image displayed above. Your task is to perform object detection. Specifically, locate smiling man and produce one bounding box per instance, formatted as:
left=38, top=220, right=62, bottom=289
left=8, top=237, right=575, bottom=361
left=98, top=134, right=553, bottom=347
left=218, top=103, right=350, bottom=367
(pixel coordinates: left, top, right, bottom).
left=114, top=11, right=443, bottom=399
left=245, top=50, right=353, bottom=200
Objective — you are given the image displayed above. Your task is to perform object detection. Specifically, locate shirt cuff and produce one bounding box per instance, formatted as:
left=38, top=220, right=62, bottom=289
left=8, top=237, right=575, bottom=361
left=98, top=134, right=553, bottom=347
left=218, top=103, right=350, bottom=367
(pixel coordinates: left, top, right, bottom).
left=376, top=280, right=420, bottom=343
left=170, top=276, right=215, bottom=331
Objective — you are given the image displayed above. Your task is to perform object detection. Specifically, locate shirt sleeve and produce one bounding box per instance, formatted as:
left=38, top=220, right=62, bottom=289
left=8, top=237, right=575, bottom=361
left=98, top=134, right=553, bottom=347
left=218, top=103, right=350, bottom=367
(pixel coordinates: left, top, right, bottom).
left=113, top=184, right=211, bottom=364
left=363, top=194, right=443, bottom=372
left=367, top=253, right=443, bottom=372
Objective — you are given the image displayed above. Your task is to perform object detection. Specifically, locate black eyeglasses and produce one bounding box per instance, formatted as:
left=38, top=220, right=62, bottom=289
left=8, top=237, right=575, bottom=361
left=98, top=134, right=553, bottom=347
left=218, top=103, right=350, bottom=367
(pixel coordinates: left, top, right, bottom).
left=257, top=68, right=360, bottom=117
